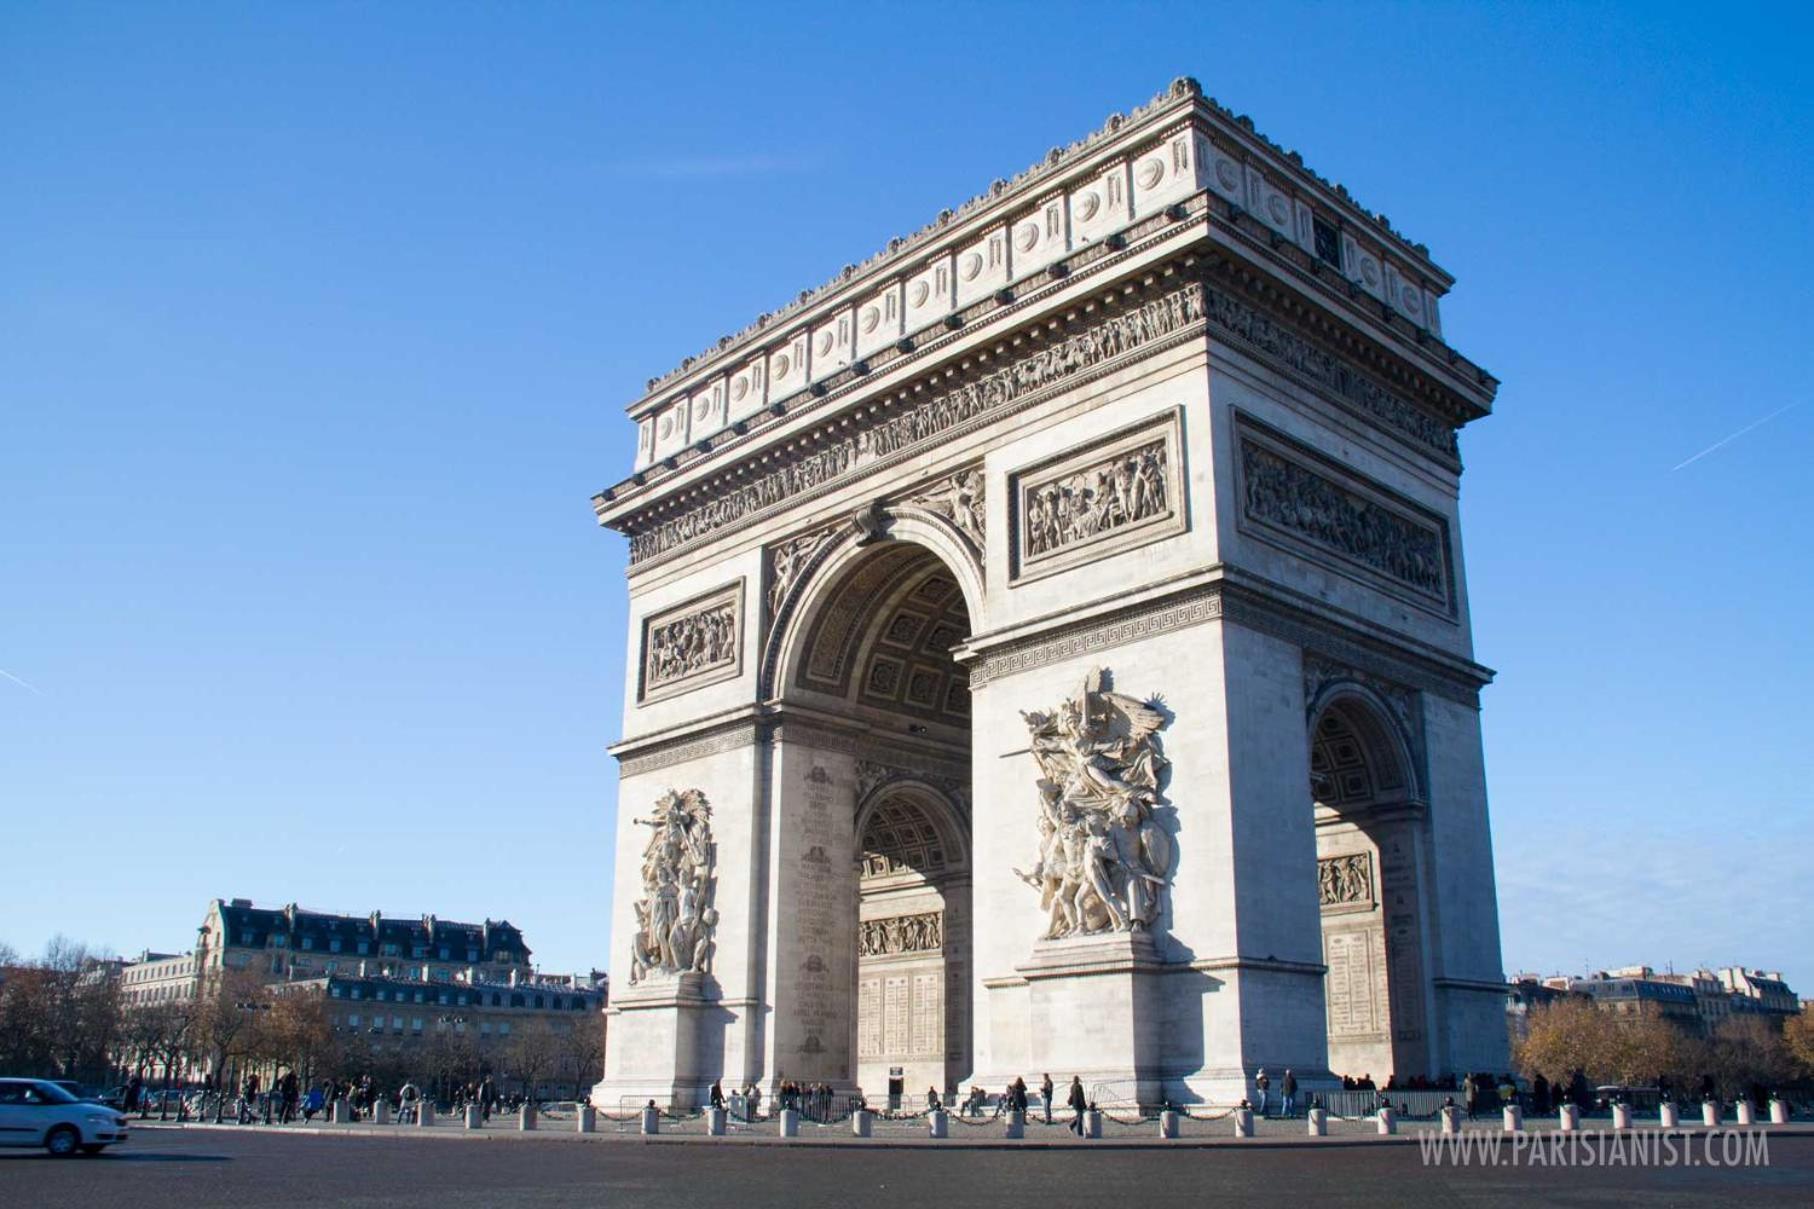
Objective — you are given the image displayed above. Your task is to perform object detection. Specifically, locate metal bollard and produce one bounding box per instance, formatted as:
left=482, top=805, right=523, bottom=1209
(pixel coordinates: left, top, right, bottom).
left=1085, top=1109, right=1102, bottom=1139
left=1702, top=1101, right=1720, bottom=1128
left=577, top=1104, right=596, bottom=1133
left=1376, top=1106, right=1397, bottom=1135
left=706, top=1107, right=726, bottom=1136
left=1770, top=1099, right=1789, bottom=1125
left=641, top=1106, right=661, bottom=1135
left=374, top=1101, right=391, bottom=1126
left=1440, top=1105, right=1461, bottom=1134
left=464, top=1105, right=482, bottom=1129
left=1735, top=1100, right=1755, bottom=1126
left=1660, top=1102, right=1678, bottom=1128
left=519, top=1103, right=537, bottom=1131
left=1233, top=1107, right=1254, bottom=1138
left=778, top=1108, right=798, bottom=1138
left=1159, top=1110, right=1180, bottom=1139
left=1559, top=1104, right=1579, bottom=1132
left=927, top=1110, right=948, bottom=1139
left=852, top=1109, right=872, bottom=1138
left=1004, top=1109, right=1024, bottom=1139
left=417, top=1101, right=435, bottom=1127
left=1503, top=1104, right=1523, bottom=1132
left=1611, top=1103, right=1631, bottom=1130
left=1307, top=1107, right=1327, bottom=1137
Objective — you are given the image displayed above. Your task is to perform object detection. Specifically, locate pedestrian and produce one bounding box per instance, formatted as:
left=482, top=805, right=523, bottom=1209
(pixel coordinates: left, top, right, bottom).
left=1040, top=1073, right=1054, bottom=1125
left=926, top=1086, right=942, bottom=1113
left=1067, top=1076, right=1087, bottom=1137
left=710, top=1079, right=725, bottom=1111
left=1012, top=1077, right=1028, bottom=1114
left=303, top=1083, right=325, bottom=1122
left=1463, top=1072, right=1479, bottom=1120
left=1281, top=1069, right=1297, bottom=1118
left=1254, top=1067, right=1270, bottom=1118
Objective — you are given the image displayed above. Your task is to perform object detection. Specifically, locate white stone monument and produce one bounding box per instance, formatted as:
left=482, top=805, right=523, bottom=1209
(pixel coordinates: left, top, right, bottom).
left=591, top=76, right=1507, bottom=1113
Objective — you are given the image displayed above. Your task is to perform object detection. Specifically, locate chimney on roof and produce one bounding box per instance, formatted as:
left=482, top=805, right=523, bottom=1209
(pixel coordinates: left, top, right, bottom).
left=230, top=898, right=251, bottom=908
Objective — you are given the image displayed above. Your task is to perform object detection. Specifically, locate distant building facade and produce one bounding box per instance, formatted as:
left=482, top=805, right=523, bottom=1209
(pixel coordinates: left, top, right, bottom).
left=196, top=898, right=533, bottom=987
left=1509, top=964, right=1802, bottom=1038
left=118, top=951, right=200, bottom=1008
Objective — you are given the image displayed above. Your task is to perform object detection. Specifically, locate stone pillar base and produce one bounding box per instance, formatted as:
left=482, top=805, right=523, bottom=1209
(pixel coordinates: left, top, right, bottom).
left=1010, top=932, right=1167, bottom=1108
left=594, top=973, right=716, bottom=1112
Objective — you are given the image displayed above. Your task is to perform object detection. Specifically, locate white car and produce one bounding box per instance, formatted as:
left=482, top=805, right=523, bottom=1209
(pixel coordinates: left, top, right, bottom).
left=0, top=1078, right=131, bottom=1156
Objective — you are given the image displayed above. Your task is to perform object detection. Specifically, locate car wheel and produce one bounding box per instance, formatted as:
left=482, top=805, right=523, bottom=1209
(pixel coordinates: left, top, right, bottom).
left=81, top=1144, right=107, bottom=1155
left=45, top=1125, right=80, bottom=1157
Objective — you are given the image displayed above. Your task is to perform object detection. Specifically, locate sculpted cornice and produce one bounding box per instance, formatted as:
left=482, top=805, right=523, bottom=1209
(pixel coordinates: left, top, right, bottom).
left=628, top=77, right=1461, bottom=420
left=960, top=570, right=1489, bottom=705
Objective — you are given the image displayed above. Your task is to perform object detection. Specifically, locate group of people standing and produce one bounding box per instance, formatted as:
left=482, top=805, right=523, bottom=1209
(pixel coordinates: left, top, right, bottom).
left=1250, top=1067, right=1300, bottom=1117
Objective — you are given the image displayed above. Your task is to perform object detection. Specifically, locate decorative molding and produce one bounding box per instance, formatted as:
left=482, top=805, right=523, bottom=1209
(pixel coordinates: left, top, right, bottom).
left=638, top=581, right=744, bottom=703
left=771, top=718, right=968, bottom=783
left=1303, top=651, right=1423, bottom=765
left=855, top=759, right=967, bottom=812
left=1234, top=414, right=1453, bottom=611
left=1206, top=284, right=1458, bottom=463
left=967, top=586, right=1223, bottom=688
left=1010, top=408, right=1186, bottom=582
left=859, top=911, right=944, bottom=958
left=1318, top=853, right=1374, bottom=909
left=615, top=721, right=765, bottom=778
left=624, top=280, right=1207, bottom=564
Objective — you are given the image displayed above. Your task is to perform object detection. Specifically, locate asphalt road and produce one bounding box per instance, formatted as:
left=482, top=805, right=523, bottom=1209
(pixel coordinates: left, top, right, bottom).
left=2, top=1126, right=1811, bottom=1208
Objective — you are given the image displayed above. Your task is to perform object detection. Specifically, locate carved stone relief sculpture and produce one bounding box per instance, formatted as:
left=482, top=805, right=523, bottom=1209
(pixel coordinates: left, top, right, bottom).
left=1318, top=853, right=1373, bottom=907
left=906, top=467, right=986, bottom=549
left=1012, top=411, right=1185, bottom=581
left=626, top=789, right=717, bottom=985
left=859, top=911, right=944, bottom=957
left=1013, top=667, right=1173, bottom=938
left=766, top=530, right=835, bottom=622
left=1237, top=423, right=1449, bottom=604
left=641, top=584, right=743, bottom=701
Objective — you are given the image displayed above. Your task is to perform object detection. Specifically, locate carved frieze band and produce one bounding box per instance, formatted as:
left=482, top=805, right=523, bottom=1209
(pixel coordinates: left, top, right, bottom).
left=1318, top=853, right=1373, bottom=908
left=859, top=911, right=943, bottom=958
left=967, top=586, right=1224, bottom=688
left=1011, top=409, right=1185, bottom=581
left=639, top=582, right=744, bottom=703
left=1204, top=284, right=1459, bottom=463
left=626, top=280, right=1207, bottom=564
left=615, top=721, right=765, bottom=779
left=1236, top=417, right=1452, bottom=610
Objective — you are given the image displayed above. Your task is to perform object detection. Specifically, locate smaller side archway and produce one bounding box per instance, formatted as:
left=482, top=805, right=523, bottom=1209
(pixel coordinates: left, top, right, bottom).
left=1308, top=688, right=1434, bottom=1085
left=853, top=780, right=971, bottom=1106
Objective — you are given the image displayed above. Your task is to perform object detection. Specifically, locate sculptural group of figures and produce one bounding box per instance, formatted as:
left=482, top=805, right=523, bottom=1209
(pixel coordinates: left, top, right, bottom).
left=1024, top=442, right=1168, bottom=558
left=858, top=911, right=943, bottom=957
left=1015, top=668, right=1173, bottom=937
left=627, top=789, right=718, bottom=984
left=647, top=605, right=737, bottom=688
left=1318, top=853, right=1371, bottom=906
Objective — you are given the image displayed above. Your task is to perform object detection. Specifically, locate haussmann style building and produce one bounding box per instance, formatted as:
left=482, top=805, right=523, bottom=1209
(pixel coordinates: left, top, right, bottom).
left=589, top=76, right=1508, bottom=1111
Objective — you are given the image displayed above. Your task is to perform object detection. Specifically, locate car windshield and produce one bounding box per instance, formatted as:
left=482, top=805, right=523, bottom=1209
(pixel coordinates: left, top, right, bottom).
left=33, top=1081, right=81, bottom=1104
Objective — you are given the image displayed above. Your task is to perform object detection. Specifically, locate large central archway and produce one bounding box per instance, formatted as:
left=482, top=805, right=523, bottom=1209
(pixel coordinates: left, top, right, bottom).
left=766, top=527, right=977, bottom=1103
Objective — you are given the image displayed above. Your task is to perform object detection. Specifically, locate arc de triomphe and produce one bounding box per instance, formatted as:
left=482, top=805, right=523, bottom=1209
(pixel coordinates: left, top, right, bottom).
left=591, top=77, right=1507, bottom=1110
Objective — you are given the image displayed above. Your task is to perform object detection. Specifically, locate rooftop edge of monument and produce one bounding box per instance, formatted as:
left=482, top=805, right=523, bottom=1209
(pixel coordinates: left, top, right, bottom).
left=623, top=76, right=1463, bottom=422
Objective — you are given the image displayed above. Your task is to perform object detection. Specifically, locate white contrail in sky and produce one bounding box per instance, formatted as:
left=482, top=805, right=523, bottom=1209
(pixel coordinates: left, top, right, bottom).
left=1671, top=402, right=1799, bottom=471
left=0, top=666, right=43, bottom=695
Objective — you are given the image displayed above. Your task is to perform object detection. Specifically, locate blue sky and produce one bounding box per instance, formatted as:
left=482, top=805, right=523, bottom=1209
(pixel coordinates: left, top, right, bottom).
left=3, top=3, right=1809, bottom=992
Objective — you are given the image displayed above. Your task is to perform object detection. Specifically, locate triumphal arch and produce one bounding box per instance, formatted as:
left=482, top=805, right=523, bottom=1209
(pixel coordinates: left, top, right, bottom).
left=592, top=78, right=1507, bottom=1110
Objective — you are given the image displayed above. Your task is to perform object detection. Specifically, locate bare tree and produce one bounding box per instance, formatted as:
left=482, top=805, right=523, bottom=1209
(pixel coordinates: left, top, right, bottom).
left=502, top=1021, right=562, bottom=1101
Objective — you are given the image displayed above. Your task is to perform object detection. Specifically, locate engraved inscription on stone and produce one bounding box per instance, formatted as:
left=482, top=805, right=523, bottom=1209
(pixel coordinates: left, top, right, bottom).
left=640, top=583, right=742, bottom=701
left=1318, top=853, right=1373, bottom=907
left=1325, top=928, right=1386, bottom=1037
left=1237, top=427, right=1448, bottom=602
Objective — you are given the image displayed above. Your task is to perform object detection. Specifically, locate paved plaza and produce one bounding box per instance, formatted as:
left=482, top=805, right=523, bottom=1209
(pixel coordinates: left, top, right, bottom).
left=4, top=1122, right=1810, bottom=1208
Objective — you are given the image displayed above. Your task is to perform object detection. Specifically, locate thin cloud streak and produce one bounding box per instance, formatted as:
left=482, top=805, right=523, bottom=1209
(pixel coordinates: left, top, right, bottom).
left=1671, top=401, right=1799, bottom=471
left=0, top=666, right=44, bottom=695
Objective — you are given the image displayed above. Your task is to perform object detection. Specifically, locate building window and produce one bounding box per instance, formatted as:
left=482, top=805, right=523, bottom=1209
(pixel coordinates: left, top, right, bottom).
left=438, top=947, right=449, bottom=960
left=348, top=1013, right=360, bottom=1027
left=330, top=986, right=343, bottom=999
left=329, top=938, right=342, bottom=953
left=498, top=1022, right=510, bottom=1036
left=410, top=1018, right=423, bottom=1035
left=301, top=937, right=314, bottom=951
left=533, top=995, right=544, bottom=1009
left=467, top=948, right=479, bottom=963
left=350, top=987, right=362, bottom=1000
left=241, top=931, right=254, bottom=945
left=510, top=994, right=525, bottom=1009
left=412, top=945, right=427, bottom=959
left=490, top=993, right=501, bottom=1007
